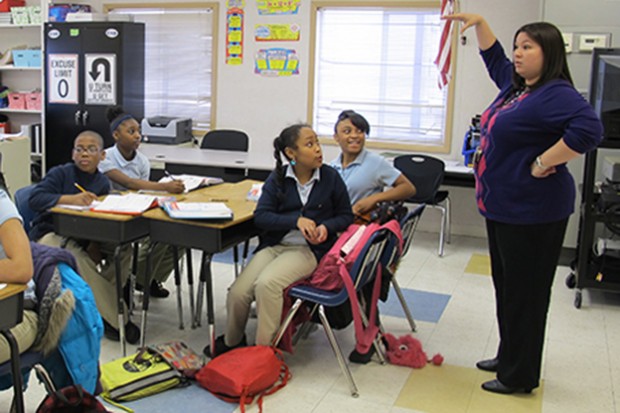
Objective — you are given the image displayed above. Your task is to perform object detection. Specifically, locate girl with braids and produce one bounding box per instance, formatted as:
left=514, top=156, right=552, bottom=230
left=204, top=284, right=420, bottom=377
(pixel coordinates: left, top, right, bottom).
left=204, top=124, right=353, bottom=357
left=98, top=106, right=184, bottom=299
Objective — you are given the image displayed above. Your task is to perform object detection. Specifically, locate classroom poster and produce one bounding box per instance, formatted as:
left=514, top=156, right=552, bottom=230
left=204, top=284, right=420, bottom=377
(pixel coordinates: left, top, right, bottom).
left=255, top=48, right=299, bottom=76
left=255, top=24, right=300, bottom=41
left=226, top=7, right=244, bottom=65
left=256, top=0, right=301, bottom=15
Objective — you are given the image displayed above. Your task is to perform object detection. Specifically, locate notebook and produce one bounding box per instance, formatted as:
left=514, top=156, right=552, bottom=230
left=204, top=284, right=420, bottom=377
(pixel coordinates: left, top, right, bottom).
left=90, top=194, right=158, bottom=215
left=161, top=201, right=233, bottom=220
left=158, top=174, right=224, bottom=193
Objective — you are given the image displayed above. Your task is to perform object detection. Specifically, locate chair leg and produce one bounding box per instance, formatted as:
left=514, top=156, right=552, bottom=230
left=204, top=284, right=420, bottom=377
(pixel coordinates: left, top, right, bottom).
left=317, top=306, right=359, bottom=398
left=445, top=196, right=451, bottom=244
left=438, top=206, right=446, bottom=257
left=356, top=301, right=386, bottom=365
left=271, top=299, right=303, bottom=347
left=172, top=246, right=184, bottom=330
left=391, top=275, right=417, bottom=332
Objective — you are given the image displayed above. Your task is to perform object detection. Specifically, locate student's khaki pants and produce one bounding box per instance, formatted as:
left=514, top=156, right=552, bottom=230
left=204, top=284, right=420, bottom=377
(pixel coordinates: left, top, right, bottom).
left=39, top=233, right=131, bottom=329
left=0, top=310, right=38, bottom=364
left=136, top=239, right=176, bottom=287
left=226, top=244, right=317, bottom=346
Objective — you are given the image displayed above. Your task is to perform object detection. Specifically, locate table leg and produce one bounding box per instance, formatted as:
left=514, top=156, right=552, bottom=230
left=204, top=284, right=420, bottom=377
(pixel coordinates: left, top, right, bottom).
left=139, top=241, right=158, bottom=349
left=1, top=330, right=24, bottom=413
left=172, top=246, right=183, bottom=330
left=204, top=253, right=215, bottom=357
left=113, top=245, right=127, bottom=356
left=186, top=249, right=195, bottom=329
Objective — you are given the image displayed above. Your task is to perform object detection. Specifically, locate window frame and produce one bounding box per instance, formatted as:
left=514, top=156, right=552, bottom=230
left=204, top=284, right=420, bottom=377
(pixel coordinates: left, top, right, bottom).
left=308, top=1, right=457, bottom=153
left=103, top=2, right=219, bottom=135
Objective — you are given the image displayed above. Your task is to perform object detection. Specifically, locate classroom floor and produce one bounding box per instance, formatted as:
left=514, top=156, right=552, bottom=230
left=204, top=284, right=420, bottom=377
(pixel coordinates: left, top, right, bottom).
left=3, top=230, right=620, bottom=413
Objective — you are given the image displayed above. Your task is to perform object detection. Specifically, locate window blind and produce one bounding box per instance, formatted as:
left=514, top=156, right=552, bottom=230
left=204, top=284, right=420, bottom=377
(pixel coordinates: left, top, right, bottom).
left=313, top=7, right=447, bottom=147
left=108, top=8, right=214, bottom=132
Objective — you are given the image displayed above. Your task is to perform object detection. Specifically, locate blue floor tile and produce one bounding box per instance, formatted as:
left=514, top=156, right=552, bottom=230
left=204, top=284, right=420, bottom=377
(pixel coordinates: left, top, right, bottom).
left=379, top=288, right=450, bottom=323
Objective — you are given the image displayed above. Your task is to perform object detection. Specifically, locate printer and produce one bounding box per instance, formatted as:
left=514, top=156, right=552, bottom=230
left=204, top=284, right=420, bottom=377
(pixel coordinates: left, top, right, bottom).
left=141, top=116, right=193, bottom=144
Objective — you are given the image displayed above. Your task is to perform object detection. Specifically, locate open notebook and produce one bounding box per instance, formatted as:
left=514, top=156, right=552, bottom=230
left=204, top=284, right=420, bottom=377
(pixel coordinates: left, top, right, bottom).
left=158, top=174, right=224, bottom=193
left=161, top=201, right=233, bottom=220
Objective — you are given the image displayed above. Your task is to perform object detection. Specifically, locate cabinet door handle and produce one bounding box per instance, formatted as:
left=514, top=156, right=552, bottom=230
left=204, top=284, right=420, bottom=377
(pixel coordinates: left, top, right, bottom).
left=82, top=110, right=89, bottom=125
left=74, top=110, right=82, bottom=125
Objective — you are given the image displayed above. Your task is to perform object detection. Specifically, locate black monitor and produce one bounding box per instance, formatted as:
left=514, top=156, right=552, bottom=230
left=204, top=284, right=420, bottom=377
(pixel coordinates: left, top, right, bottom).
left=589, top=47, right=620, bottom=139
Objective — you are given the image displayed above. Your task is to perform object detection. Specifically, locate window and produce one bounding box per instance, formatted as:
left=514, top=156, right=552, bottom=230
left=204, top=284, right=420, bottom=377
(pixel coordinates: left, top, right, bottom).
left=311, top=3, right=454, bottom=151
left=107, top=4, right=217, bottom=133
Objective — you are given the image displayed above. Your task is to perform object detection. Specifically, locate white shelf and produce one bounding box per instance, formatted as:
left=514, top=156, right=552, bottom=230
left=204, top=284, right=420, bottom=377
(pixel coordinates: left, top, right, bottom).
left=0, top=108, right=42, bottom=114
left=0, top=24, right=41, bottom=29
left=0, top=65, right=41, bottom=71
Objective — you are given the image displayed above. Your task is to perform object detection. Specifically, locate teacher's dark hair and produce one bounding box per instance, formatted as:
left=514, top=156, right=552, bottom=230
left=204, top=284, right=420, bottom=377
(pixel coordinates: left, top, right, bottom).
left=272, top=123, right=309, bottom=200
left=334, top=110, right=370, bottom=135
left=512, top=22, right=573, bottom=90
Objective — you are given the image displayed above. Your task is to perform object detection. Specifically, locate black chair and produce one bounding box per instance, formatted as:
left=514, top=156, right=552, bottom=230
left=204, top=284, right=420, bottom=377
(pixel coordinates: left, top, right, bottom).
left=394, top=155, right=450, bottom=256
left=381, top=204, right=426, bottom=332
left=13, top=184, right=36, bottom=239
left=272, top=229, right=390, bottom=397
left=200, top=129, right=249, bottom=152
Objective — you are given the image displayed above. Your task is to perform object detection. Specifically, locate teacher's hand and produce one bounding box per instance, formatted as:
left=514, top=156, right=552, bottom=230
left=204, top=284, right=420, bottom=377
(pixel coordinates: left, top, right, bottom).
left=442, top=13, right=486, bottom=34
left=531, top=162, right=557, bottom=178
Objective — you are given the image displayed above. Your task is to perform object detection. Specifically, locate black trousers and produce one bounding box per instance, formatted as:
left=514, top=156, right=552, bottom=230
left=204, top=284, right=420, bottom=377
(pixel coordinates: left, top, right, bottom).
left=485, top=218, right=568, bottom=389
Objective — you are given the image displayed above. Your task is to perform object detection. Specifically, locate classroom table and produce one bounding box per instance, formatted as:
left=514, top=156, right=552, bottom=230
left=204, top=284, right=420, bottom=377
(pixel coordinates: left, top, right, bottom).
left=141, top=180, right=260, bottom=352
left=51, top=208, right=150, bottom=355
left=0, top=283, right=27, bottom=413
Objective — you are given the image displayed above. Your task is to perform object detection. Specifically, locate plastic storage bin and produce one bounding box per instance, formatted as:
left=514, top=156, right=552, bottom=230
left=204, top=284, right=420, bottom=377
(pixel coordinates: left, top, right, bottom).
left=25, top=92, right=41, bottom=110
left=7, top=92, right=25, bottom=110
left=12, top=49, right=41, bottom=67
left=0, top=0, right=26, bottom=13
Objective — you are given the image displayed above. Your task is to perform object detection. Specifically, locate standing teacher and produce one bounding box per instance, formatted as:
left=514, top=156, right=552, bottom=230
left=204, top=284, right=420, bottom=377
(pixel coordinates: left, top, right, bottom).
left=444, top=13, right=603, bottom=394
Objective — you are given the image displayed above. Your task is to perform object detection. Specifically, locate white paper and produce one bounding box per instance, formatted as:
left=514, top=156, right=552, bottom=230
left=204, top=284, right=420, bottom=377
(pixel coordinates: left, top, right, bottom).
left=0, top=283, right=7, bottom=290
left=159, top=174, right=223, bottom=193
left=56, top=200, right=101, bottom=211
left=91, top=194, right=156, bottom=214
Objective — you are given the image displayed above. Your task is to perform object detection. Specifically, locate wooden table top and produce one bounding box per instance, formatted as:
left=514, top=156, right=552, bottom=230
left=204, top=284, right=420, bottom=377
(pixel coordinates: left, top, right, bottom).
left=0, top=283, right=27, bottom=301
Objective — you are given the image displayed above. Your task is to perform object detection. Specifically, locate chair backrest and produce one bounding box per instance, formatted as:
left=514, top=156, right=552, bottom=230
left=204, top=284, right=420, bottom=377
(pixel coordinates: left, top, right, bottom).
left=200, top=129, right=249, bottom=152
left=14, top=184, right=36, bottom=238
left=394, top=154, right=445, bottom=204
left=350, top=228, right=390, bottom=290
left=381, top=204, right=426, bottom=270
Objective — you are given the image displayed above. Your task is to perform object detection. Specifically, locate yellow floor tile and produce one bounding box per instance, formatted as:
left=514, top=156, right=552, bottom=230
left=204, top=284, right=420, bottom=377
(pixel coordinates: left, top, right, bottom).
left=464, top=253, right=491, bottom=276
left=395, top=364, right=543, bottom=413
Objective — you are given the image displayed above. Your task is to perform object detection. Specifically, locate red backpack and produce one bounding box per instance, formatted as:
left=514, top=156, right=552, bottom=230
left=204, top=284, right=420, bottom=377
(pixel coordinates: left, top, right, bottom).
left=309, top=220, right=403, bottom=353
left=195, top=346, right=290, bottom=413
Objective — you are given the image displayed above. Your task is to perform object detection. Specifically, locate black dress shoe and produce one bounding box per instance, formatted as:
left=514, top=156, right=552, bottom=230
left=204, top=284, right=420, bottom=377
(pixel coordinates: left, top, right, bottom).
left=203, top=334, right=247, bottom=358
left=349, top=345, right=376, bottom=364
left=481, top=379, right=532, bottom=395
left=476, top=357, right=499, bottom=372
left=136, top=280, right=170, bottom=298
left=103, top=320, right=141, bottom=345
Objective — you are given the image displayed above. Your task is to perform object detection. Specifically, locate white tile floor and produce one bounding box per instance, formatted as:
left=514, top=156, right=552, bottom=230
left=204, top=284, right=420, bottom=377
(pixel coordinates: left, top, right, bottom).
left=3, top=231, right=620, bottom=413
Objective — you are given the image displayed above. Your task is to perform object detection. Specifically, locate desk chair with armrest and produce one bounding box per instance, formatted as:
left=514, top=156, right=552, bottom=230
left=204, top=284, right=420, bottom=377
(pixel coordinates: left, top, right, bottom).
left=394, top=155, right=450, bottom=256
left=272, top=229, right=390, bottom=397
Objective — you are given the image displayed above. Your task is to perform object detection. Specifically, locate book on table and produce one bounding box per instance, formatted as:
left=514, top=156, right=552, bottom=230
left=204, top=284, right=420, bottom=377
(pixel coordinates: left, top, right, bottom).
left=90, top=193, right=159, bottom=215
left=158, top=174, right=224, bottom=193
left=161, top=201, right=233, bottom=220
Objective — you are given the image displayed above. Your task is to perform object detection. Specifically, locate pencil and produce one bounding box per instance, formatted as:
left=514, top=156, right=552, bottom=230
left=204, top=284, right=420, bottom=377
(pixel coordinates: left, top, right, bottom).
left=74, top=183, right=87, bottom=193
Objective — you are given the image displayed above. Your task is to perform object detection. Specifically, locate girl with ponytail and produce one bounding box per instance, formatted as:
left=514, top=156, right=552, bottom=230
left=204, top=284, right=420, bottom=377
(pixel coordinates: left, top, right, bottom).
left=204, top=124, right=353, bottom=357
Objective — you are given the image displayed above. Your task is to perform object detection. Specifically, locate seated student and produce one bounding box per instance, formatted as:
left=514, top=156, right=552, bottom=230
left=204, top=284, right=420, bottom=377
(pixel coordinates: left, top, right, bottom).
left=205, top=124, right=354, bottom=356
left=29, top=131, right=139, bottom=344
left=330, top=110, right=416, bottom=217
left=0, top=186, right=36, bottom=364
left=99, top=106, right=185, bottom=298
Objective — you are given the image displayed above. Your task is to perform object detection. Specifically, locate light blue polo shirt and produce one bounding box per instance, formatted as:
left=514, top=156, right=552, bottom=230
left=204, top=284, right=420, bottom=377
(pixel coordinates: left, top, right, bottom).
left=330, top=149, right=400, bottom=204
left=99, top=145, right=151, bottom=191
left=0, top=189, right=35, bottom=303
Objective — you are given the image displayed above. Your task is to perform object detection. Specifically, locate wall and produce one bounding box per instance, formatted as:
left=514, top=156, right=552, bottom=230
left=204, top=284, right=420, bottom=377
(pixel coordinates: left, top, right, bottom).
left=543, top=0, right=620, bottom=247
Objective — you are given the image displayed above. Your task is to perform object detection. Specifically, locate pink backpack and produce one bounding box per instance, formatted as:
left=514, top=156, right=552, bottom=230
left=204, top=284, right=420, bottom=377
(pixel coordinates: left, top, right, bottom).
left=310, top=220, right=403, bottom=353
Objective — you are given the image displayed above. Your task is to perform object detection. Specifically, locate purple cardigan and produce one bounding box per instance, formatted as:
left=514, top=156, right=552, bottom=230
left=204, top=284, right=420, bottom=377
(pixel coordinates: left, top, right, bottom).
left=475, top=41, right=603, bottom=224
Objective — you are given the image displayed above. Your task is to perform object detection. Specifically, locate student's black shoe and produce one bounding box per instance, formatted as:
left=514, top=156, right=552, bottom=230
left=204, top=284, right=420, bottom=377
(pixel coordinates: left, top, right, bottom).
left=103, top=320, right=141, bottom=345
left=476, top=357, right=499, bottom=372
left=349, top=344, right=376, bottom=364
left=136, top=280, right=170, bottom=298
left=203, top=334, right=247, bottom=358
left=481, top=379, right=533, bottom=395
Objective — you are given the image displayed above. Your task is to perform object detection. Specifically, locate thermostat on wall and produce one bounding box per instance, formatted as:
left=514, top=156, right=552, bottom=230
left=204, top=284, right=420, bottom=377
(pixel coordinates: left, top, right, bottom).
left=578, top=33, right=611, bottom=52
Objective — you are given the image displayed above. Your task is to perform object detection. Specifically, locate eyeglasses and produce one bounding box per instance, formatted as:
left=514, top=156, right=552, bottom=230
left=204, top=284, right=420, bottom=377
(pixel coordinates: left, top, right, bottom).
left=73, top=146, right=100, bottom=154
